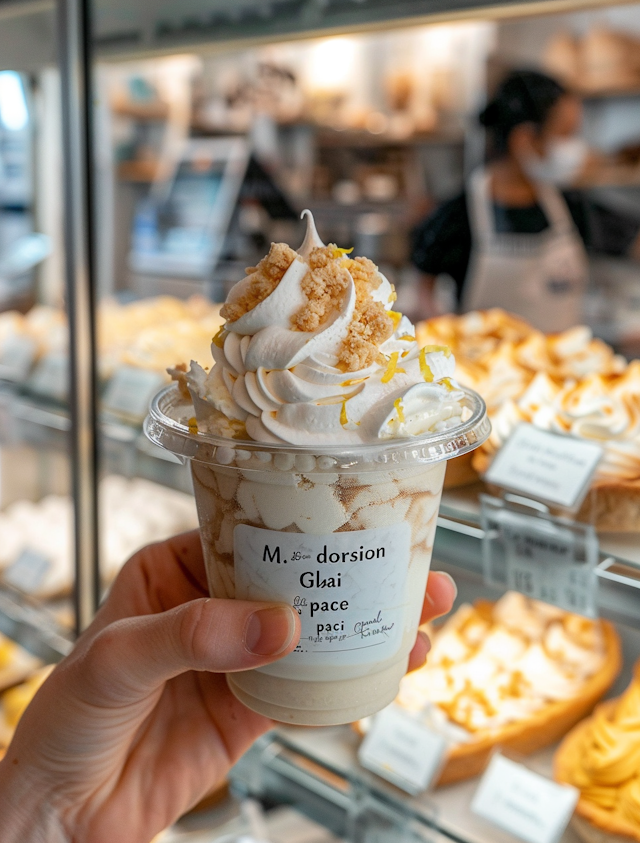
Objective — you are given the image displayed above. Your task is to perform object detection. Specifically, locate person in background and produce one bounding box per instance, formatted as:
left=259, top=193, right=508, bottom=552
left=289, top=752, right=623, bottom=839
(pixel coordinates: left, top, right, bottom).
left=0, top=531, right=456, bottom=843
left=411, top=69, right=640, bottom=332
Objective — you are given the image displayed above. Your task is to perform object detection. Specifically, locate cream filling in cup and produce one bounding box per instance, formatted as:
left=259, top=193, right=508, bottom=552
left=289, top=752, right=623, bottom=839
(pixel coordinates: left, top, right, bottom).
left=145, top=385, right=489, bottom=726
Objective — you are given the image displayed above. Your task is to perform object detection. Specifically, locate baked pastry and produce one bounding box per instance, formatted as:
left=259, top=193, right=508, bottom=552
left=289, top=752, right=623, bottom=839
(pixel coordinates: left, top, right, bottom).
left=417, top=311, right=640, bottom=529
left=555, top=662, right=640, bottom=843
left=357, top=592, right=621, bottom=786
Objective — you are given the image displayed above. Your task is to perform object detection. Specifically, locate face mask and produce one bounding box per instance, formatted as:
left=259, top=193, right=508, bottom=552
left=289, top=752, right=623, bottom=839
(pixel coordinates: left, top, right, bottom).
left=521, top=136, right=589, bottom=186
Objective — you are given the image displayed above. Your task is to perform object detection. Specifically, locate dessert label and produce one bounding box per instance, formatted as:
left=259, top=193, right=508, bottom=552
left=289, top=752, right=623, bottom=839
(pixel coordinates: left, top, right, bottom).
left=485, top=422, right=603, bottom=510
left=358, top=703, right=447, bottom=794
left=27, top=353, right=68, bottom=403
left=481, top=495, right=599, bottom=617
left=0, top=335, right=37, bottom=382
left=234, top=523, right=411, bottom=667
left=472, top=754, right=579, bottom=843
left=4, top=547, right=52, bottom=594
left=103, top=366, right=166, bottom=422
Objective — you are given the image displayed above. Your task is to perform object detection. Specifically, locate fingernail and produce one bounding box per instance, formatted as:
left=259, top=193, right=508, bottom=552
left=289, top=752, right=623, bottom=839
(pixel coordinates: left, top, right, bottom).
left=440, top=571, right=458, bottom=602
left=245, top=606, right=297, bottom=656
left=419, top=630, right=431, bottom=654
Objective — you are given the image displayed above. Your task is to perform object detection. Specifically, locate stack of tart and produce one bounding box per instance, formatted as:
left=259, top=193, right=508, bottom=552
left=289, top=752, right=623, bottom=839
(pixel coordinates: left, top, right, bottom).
left=359, top=592, right=621, bottom=786
left=555, top=662, right=640, bottom=843
left=416, top=310, right=640, bottom=530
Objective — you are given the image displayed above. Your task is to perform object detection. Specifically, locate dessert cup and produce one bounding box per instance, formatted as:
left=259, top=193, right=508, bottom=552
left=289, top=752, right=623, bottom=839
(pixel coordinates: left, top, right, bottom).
left=145, top=384, right=489, bottom=726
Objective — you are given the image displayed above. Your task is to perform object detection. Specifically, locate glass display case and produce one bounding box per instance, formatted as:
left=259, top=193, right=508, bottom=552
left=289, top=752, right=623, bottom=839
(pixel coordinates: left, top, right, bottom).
left=2, top=0, right=640, bottom=841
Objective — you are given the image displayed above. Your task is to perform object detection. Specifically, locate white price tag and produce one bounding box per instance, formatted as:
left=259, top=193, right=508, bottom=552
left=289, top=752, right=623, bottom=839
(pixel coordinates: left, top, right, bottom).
left=471, top=754, right=579, bottom=843
left=485, top=423, right=602, bottom=510
left=358, top=704, right=447, bottom=795
left=103, top=366, right=166, bottom=422
left=481, top=497, right=599, bottom=617
left=4, top=547, right=52, bottom=593
left=27, top=353, right=68, bottom=402
left=0, top=335, right=37, bottom=381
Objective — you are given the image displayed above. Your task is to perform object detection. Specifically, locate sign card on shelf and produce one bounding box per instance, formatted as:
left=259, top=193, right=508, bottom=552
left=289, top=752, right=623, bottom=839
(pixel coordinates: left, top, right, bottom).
left=484, top=423, right=602, bottom=511
left=358, top=703, right=448, bottom=795
left=471, top=753, right=579, bottom=843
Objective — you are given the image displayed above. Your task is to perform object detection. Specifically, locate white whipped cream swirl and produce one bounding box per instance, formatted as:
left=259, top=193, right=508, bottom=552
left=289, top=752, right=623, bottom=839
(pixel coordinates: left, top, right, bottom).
left=187, top=211, right=464, bottom=446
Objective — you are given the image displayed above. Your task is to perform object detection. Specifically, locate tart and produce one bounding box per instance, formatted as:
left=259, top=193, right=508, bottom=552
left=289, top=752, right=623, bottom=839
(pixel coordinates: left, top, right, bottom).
left=357, top=592, right=621, bottom=786
left=416, top=310, right=640, bottom=530
left=555, top=663, right=640, bottom=843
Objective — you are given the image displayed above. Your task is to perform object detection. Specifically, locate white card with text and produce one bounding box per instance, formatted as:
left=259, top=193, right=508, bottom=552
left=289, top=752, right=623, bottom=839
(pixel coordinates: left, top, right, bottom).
left=485, top=423, right=602, bottom=510
left=358, top=704, right=448, bottom=795
left=471, top=754, right=579, bottom=843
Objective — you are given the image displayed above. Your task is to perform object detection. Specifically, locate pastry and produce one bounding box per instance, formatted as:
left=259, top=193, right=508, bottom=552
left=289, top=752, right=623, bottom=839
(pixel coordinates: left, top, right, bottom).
left=417, top=310, right=640, bottom=530
left=555, top=662, right=640, bottom=843
left=357, top=592, right=621, bottom=786
left=0, top=665, right=53, bottom=751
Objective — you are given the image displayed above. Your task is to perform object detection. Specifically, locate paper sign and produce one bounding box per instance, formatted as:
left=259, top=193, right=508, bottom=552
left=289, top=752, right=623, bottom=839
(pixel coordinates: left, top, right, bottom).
left=485, top=423, right=602, bottom=510
left=4, top=547, right=52, bottom=593
left=358, top=704, right=447, bottom=795
left=481, top=496, right=599, bottom=617
left=0, top=335, right=37, bottom=382
left=27, top=353, right=68, bottom=403
left=103, top=366, right=166, bottom=422
left=471, top=754, right=579, bottom=843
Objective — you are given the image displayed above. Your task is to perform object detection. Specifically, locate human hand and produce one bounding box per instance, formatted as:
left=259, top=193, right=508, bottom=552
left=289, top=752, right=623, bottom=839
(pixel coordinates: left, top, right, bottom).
left=0, top=530, right=455, bottom=843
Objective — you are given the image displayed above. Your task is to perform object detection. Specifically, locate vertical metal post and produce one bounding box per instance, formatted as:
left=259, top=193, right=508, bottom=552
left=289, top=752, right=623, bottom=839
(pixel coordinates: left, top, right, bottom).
left=57, top=0, right=100, bottom=633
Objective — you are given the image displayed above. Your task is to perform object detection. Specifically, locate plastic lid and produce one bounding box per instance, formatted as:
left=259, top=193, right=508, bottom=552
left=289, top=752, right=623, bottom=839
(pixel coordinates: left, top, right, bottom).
left=144, top=384, right=490, bottom=474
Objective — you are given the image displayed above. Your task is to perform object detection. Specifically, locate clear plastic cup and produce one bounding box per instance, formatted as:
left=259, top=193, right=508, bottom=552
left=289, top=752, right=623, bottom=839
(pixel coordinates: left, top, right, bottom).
left=145, top=385, right=489, bottom=726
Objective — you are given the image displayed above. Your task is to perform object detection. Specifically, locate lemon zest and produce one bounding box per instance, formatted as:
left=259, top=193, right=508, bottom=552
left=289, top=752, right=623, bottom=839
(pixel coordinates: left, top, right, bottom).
left=386, top=310, right=402, bottom=331
left=212, top=326, right=227, bottom=348
left=422, top=343, right=452, bottom=358
left=340, top=400, right=349, bottom=426
left=439, top=377, right=455, bottom=392
left=398, top=334, right=417, bottom=342
left=340, top=377, right=367, bottom=387
left=394, top=398, right=405, bottom=424
left=382, top=352, right=406, bottom=383
left=419, top=347, right=434, bottom=382
left=332, top=246, right=354, bottom=258
left=188, top=417, right=199, bottom=435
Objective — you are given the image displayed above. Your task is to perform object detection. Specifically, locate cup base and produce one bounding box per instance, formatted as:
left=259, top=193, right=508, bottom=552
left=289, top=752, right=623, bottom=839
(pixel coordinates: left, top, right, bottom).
left=226, top=657, right=407, bottom=726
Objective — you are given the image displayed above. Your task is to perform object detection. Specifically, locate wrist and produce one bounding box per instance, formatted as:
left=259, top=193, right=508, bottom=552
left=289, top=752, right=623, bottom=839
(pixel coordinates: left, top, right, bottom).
left=0, top=754, right=68, bottom=843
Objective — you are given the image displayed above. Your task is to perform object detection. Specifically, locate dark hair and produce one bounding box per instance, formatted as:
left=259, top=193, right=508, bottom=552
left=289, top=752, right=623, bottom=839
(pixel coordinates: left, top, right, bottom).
left=479, top=69, right=566, bottom=155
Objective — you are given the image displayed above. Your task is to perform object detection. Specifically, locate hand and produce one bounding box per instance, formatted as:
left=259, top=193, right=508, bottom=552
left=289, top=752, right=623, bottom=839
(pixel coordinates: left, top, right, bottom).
left=0, top=530, right=456, bottom=843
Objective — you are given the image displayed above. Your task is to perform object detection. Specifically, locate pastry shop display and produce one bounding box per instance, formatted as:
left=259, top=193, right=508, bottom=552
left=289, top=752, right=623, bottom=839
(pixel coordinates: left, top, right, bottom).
left=97, top=295, right=223, bottom=379
left=416, top=310, right=640, bottom=530
left=357, top=592, right=620, bottom=787
left=555, top=662, right=640, bottom=843
left=0, top=476, right=198, bottom=599
left=0, top=295, right=224, bottom=384
left=0, top=665, right=53, bottom=753
left=544, top=27, right=640, bottom=95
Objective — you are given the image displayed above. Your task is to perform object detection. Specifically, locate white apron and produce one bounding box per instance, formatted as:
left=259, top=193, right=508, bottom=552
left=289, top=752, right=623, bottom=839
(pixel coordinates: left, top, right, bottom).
left=462, top=167, right=588, bottom=333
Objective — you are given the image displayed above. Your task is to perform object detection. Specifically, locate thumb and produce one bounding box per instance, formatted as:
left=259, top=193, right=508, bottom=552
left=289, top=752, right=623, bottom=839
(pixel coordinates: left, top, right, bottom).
left=71, top=598, right=300, bottom=707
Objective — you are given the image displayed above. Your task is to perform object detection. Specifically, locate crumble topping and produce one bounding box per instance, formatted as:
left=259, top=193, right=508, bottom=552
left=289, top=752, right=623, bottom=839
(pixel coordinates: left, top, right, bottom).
left=291, top=246, right=351, bottom=332
left=220, top=242, right=297, bottom=323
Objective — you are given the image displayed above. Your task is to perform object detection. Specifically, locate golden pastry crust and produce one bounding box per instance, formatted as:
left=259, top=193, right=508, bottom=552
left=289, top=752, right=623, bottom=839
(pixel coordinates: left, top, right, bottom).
left=555, top=696, right=640, bottom=843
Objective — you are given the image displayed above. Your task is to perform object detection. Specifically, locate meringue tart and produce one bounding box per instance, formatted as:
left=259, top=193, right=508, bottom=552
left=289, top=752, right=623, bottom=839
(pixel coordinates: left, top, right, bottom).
left=356, top=593, right=621, bottom=786
left=555, top=662, right=640, bottom=843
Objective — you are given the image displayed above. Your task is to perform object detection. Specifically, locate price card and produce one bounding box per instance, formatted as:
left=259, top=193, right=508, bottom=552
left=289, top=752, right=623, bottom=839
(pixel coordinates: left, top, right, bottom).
left=485, top=423, right=602, bottom=510
left=4, top=547, right=52, bottom=594
left=481, top=495, right=599, bottom=617
left=358, top=704, right=448, bottom=795
left=27, top=353, right=69, bottom=403
left=103, top=366, right=166, bottom=423
left=0, top=335, right=37, bottom=382
left=471, top=754, right=579, bottom=843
